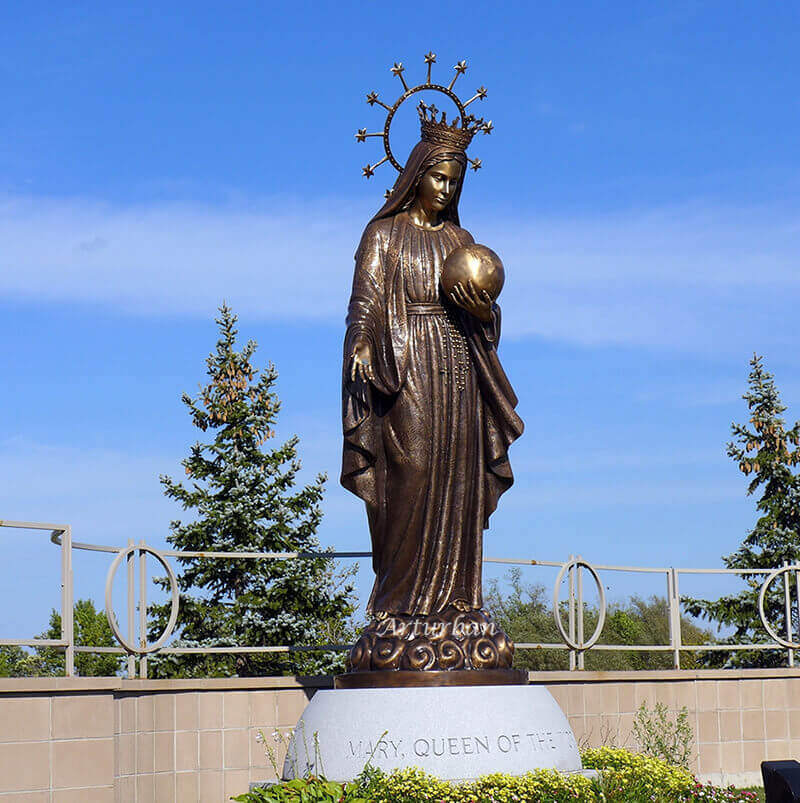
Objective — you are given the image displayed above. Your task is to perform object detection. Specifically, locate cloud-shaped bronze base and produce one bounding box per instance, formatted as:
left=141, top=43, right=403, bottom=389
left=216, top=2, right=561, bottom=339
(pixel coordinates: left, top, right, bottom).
left=346, top=606, right=514, bottom=673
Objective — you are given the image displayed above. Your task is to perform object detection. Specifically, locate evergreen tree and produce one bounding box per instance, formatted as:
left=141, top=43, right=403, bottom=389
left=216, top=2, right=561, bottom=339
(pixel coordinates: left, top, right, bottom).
left=684, top=354, right=800, bottom=667
left=149, top=305, right=355, bottom=678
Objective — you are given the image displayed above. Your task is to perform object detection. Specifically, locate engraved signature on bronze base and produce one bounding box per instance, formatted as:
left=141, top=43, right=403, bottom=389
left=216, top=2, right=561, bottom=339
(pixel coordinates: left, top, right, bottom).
left=346, top=606, right=514, bottom=672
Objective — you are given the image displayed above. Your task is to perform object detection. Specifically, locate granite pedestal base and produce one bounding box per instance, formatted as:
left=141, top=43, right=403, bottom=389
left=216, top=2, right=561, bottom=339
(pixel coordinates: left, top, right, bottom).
left=282, top=684, right=581, bottom=782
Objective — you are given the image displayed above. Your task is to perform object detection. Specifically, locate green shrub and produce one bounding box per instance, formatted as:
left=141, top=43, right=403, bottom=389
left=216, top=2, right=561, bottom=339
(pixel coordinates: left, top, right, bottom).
left=631, top=701, right=694, bottom=768
left=232, top=776, right=370, bottom=802
left=583, top=748, right=758, bottom=803
left=238, top=766, right=597, bottom=803
left=366, top=765, right=597, bottom=802
left=584, top=745, right=693, bottom=800
left=237, top=746, right=760, bottom=802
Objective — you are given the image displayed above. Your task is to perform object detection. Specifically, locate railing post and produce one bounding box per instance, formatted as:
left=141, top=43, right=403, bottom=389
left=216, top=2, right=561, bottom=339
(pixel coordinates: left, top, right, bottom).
left=127, top=539, right=136, bottom=679
left=796, top=566, right=800, bottom=658
left=61, top=526, right=75, bottom=677
left=576, top=554, right=585, bottom=670
left=568, top=555, right=576, bottom=671
left=783, top=560, right=794, bottom=667
left=667, top=568, right=681, bottom=669
left=139, top=541, right=148, bottom=678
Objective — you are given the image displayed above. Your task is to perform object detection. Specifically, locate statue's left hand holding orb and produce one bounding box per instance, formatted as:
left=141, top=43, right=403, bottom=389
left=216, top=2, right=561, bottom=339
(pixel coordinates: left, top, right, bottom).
left=450, top=280, right=493, bottom=323
left=349, top=335, right=375, bottom=384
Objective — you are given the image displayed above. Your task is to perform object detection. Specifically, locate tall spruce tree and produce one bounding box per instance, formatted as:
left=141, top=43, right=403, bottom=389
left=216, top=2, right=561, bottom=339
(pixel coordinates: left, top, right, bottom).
left=684, top=354, right=800, bottom=667
left=149, top=305, right=355, bottom=678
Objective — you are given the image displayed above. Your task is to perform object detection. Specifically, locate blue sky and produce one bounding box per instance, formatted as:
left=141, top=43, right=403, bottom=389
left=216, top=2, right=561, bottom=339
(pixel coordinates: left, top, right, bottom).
left=2, top=1, right=800, bottom=640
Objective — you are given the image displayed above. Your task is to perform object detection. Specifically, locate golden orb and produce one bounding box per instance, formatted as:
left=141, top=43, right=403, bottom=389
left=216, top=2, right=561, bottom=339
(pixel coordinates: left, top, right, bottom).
left=440, top=244, right=505, bottom=302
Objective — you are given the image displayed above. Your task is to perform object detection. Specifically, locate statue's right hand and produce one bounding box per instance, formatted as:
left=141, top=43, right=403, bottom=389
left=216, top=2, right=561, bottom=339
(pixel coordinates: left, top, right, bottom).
left=349, top=337, right=375, bottom=384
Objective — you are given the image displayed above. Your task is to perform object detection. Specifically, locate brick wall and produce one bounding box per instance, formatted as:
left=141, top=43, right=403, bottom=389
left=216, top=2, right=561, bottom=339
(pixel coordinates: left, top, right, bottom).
left=0, top=677, right=324, bottom=802
left=541, top=668, right=800, bottom=787
left=0, top=668, right=796, bottom=799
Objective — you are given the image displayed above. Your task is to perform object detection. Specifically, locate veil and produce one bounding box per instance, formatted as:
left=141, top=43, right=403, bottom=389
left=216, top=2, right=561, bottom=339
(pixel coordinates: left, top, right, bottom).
left=369, top=140, right=468, bottom=226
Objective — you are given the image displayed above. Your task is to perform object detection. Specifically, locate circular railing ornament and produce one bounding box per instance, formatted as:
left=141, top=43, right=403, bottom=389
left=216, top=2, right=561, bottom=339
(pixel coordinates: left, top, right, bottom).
left=104, top=544, right=180, bottom=655
left=758, top=564, right=800, bottom=649
left=553, top=557, right=607, bottom=651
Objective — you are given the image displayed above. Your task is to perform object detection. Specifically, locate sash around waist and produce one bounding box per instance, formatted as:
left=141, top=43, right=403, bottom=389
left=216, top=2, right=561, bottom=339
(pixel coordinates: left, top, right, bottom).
left=406, top=302, right=447, bottom=315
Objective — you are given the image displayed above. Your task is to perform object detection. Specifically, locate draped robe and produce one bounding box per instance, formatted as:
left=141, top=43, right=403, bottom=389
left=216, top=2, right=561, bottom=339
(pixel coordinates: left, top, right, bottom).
left=341, top=211, right=524, bottom=616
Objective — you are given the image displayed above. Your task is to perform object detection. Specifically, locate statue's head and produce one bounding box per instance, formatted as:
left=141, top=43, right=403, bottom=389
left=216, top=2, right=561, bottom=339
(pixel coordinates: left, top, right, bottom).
left=371, top=141, right=468, bottom=225
left=414, top=157, right=464, bottom=218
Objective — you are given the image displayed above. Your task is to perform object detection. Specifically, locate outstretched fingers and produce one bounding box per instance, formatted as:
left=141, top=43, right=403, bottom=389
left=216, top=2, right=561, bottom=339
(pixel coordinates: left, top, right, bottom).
left=350, top=354, right=375, bottom=385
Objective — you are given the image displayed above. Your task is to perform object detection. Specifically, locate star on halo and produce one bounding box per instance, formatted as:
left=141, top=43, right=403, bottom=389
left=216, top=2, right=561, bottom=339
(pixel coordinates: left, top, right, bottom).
left=362, top=164, right=375, bottom=178
left=481, top=121, right=494, bottom=135
left=454, top=60, right=468, bottom=75
left=366, top=91, right=379, bottom=106
left=355, top=128, right=367, bottom=142
left=470, top=158, right=482, bottom=172
left=424, top=51, right=437, bottom=65
left=391, top=62, right=404, bottom=77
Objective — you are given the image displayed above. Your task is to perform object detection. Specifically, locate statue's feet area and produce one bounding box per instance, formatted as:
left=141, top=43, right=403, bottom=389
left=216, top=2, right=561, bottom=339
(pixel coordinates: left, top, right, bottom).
left=347, top=606, right=514, bottom=672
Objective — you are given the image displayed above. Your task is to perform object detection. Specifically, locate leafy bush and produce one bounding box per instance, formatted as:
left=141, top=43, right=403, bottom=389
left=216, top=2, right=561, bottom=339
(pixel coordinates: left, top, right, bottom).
left=584, top=745, right=693, bottom=800
left=237, top=766, right=596, bottom=803
left=583, top=748, right=758, bottom=803
left=365, top=765, right=597, bottom=802
left=631, top=701, right=694, bottom=768
left=237, top=747, right=759, bottom=802
left=232, top=776, right=370, bottom=802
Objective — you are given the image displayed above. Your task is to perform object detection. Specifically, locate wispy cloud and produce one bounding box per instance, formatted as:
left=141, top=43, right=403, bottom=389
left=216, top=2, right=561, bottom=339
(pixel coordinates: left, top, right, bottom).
left=0, top=195, right=366, bottom=320
left=2, top=194, right=799, bottom=353
left=0, top=436, right=175, bottom=542
left=482, top=203, right=800, bottom=351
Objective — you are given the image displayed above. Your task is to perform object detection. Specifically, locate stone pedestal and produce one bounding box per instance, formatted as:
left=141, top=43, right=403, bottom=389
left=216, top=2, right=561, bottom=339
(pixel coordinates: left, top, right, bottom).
left=282, top=684, right=581, bottom=782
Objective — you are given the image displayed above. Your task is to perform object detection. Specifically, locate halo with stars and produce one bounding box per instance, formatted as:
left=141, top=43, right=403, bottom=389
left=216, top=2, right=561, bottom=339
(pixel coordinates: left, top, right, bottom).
left=355, top=52, right=491, bottom=195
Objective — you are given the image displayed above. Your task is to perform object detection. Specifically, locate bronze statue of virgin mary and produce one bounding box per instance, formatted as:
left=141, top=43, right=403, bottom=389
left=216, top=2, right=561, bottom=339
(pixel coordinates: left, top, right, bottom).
left=339, top=59, right=524, bottom=682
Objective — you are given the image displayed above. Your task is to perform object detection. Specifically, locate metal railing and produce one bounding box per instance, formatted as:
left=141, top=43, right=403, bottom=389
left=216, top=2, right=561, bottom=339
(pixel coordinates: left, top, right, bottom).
left=2, top=519, right=799, bottom=677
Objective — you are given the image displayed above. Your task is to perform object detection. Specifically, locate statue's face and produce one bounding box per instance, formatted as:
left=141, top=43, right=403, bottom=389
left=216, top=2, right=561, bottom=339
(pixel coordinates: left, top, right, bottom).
left=416, top=160, right=463, bottom=215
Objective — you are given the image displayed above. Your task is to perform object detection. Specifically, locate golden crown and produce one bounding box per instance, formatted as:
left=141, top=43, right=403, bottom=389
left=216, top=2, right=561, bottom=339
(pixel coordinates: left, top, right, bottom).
left=356, top=52, right=493, bottom=193
left=417, top=100, right=492, bottom=154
